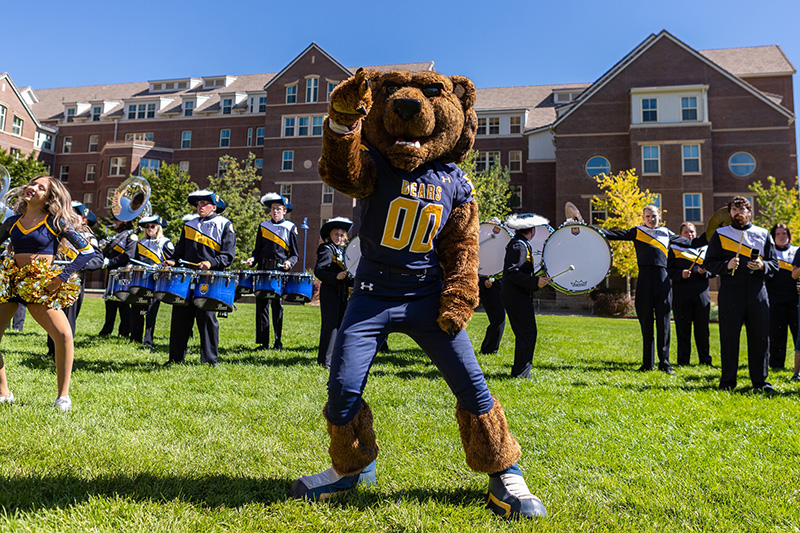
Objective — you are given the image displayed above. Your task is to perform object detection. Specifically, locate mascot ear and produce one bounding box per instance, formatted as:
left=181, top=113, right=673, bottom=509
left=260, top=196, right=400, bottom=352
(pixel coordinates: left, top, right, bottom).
left=441, top=75, right=478, bottom=165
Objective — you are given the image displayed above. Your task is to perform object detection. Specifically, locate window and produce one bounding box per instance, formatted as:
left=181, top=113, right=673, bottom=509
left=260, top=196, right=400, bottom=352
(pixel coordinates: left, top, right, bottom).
left=254, top=158, right=263, bottom=175
left=321, top=184, right=334, bottom=205
left=475, top=151, right=499, bottom=173
left=66, top=108, right=76, bottom=123
left=85, top=164, right=96, bottom=183
left=256, top=127, right=265, bottom=146
left=106, top=188, right=116, bottom=209
left=681, top=97, right=698, bottom=121
left=63, top=136, right=72, bottom=153
left=585, top=156, right=610, bottom=177
left=88, top=135, right=99, bottom=152
left=286, top=84, right=297, bottom=104
left=306, top=77, right=319, bottom=103
left=728, top=152, right=756, bottom=177
left=682, top=144, right=701, bottom=174
left=683, top=193, right=703, bottom=223
left=280, top=184, right=292, bottom=204
left=181, top=131, right=191, bottom=149
left=222, top=98, right=233, bottom=115
left=9, top=148, right=19, bottom=158
left=590, top=199, right=607, bottom=225
left=327, top=81, right=337, bottom=101
left=83, top=192, right=94, bottom=208
left=147, top=103, right=156, bottom=118
left=642, top=98, right=657, bottom=122
left=650, top=193, right=662, bottom=209
left=312, top=116, right=324, bottom=136
left=217, top=160, right=228, bottom=178
left=124, top=132, right=153, bottom=142
left=184, top=101, right=194, bottom=117
left=488, top=117, right=500, bottom=135
left=282, top=150, right=294, bottom=171
left=477, top=118, right=486, bottom=135
left=510, top=116, right=522, bottom=134
left=92, top=106, right=102, bottom=121
left=219, top=129, right=230, bottom=147
left=140, top=158, right=160, bottom=174
left=642, top=145, right=660, bottom=174
left=258, top=96, right=267, bottom=112
left=283, top=117, right=295, bottom=137
left=36, top=132, right=53, bottom=151
left=0, top=105, right=6, bottom=130
left=247, top=128, right=253, bottom=147
left=298, top=116, right=309, bottom=136
left=59, top=165, right=69, bottom=182
left=179, top=161, right=190, bottom=176
left=509, top=150, right=522, bottom=172
left=12, top=116, right=23, bottom=136
left=110, top=157, right=126, bottom=176
left=128, top=103, right=156, bottom=120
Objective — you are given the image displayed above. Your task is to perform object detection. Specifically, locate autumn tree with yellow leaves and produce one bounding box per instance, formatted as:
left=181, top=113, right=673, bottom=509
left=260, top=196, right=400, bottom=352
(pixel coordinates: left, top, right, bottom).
left=748, top=176, right=800, bottom=243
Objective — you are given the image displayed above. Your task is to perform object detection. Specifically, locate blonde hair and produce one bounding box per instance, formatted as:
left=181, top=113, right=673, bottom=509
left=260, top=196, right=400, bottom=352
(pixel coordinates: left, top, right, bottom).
left=10, top=176, right=81, bottom=230
left=143, top=223, right=165, bottom=240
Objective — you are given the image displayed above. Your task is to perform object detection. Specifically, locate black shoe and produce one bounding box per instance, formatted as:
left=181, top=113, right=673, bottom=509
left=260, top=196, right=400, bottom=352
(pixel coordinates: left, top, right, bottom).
left=661, top=366, right=676, bottom=376
left=699, top=361, right=714, bottom=367
left=755, top=383, right=777, bottom=395
left=256, top=344, right=269, bottom=351
left=790, top=373, right=800, bottom=382
left=719, top=383, right=735, bottom=391
left=636, top=365, right=653, bottom=372
left=273, top=342, right=283, bottom=350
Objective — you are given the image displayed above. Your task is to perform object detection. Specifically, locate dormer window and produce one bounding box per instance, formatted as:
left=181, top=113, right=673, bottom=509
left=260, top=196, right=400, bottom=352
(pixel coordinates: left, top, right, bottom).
left=510, top=116, right=522, bottom=134
left=681, top=97, right=698, bottom=121
left=92, top=106, right=102, bottom=121
left=184, top=101, right=194, bottom=117
left=222, top=98, right=233, bottom=114
left=66, top=108, right=76, bottom=123
left=642, top=98, right=658, bottom=122
left=127, top=102, right=156, bottom=120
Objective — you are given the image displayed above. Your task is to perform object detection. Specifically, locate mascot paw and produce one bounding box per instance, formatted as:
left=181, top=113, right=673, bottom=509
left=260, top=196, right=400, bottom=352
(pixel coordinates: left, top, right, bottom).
left=329, top=68, right=373, bottom=128
left=437, top=294, right=475, bottom=334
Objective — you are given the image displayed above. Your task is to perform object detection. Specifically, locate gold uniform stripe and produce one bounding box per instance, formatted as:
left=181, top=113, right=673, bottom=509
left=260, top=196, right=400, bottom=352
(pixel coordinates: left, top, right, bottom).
left=779, top=259, right=794, bottom=271
left=113, top=244, right=125, bottom=254
left=137, top=243, right=162, bottom=264
left=636, top=228, right=667, bottom=256
left=185, top=226, right=221, bottom=252
left=674, top=250, right=704, bottom=265
left=719, top=234, right=756, bottom=258
left=261, top=226, right=289, bottom=251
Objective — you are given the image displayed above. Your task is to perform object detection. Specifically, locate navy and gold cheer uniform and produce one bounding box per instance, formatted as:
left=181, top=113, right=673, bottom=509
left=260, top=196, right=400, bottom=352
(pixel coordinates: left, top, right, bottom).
left=327, top=146, right=493, bottom=425
left=130, top=236, right=174, bottom=348
left=314, top=241, right=353, bottom=367
left=667, top=244, right=713, bottom=365
left=704, top=223, right=778, bottom=389
left=168, top=213, right=235, bottom=365
left=766, top=244, right=799, bottom=368
left=252, top=218, right=298, bottom=349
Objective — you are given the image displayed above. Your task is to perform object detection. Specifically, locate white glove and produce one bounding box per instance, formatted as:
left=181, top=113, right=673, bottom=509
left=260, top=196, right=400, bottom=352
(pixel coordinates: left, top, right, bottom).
left=102, top=257, right=110, bottom=268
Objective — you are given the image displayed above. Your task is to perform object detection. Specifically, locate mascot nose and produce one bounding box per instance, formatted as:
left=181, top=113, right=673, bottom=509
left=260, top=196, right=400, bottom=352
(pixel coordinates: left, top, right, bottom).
left=392, top=98, right=422, bottom=121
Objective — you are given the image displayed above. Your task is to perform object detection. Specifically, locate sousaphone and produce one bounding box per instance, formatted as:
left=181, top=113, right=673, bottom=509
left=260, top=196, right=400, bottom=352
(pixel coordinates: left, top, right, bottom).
left=112, top=175, right=151, bottom=221
left=0, top=164, right=15, bottom=222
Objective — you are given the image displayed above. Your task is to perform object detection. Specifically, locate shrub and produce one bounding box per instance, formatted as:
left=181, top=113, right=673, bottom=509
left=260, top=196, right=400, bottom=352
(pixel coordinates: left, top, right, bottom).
left=591, top=288, right=634, bottom=317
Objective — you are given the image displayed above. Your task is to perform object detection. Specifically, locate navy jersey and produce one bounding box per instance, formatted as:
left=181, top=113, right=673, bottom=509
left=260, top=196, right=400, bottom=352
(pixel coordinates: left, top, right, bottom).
left=103, top=228, right=137, bottom=270
left=603, top=225, right=696, bottom=268
left=503, top=235, right=541, bottom=294
left=173, top=214, right=235, bottom=269
left=135, top=236, right=174, bottom=266
left=357, top=145, right=474, bottom=272
left=766, top=244, right=800, bottom=303
left=252, top=218, right=299, bottom=271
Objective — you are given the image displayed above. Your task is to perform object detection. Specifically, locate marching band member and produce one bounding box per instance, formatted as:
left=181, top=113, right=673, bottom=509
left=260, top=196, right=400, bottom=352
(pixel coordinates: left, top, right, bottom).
left=666, top=222, right=714, bottom=366
left=246, top=193, right=298, bottom=351
left=478, top=274, right=505, bottom=355
left=601, top=205, right=705, bottom=375
left=501, top=214, right=551, bottom=379
left=0, top=176, right=97, bottom=411
left=46, top=202, right=103, bottom=357
left=165, top=190, right=235, bottom=366
left=130, top=215, right=173, bottom=349
left=98, top=216, right=137, bottom=337
left=314, top=217, right=354, bottom=368
left=765, top=224, right=800, bottom=370
left=704, top=197, right=778, bottom=392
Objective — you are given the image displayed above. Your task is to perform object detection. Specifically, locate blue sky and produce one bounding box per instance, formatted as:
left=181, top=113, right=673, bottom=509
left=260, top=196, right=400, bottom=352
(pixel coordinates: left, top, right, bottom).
left=4, top=0, right=798, bottom=96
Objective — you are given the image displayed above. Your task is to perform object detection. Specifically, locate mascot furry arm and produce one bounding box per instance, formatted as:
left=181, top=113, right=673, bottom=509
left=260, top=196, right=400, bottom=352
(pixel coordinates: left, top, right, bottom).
left=319, top=68, right=480, bottom=333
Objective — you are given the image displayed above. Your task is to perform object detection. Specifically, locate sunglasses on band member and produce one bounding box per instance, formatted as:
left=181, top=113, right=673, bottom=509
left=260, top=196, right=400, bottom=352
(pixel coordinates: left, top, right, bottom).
left=143, top=224, right=158, bottom=229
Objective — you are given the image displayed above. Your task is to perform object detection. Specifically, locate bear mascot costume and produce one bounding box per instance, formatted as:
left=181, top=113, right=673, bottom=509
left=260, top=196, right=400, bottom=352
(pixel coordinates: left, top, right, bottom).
left=291, top=68, right=547, bottom=519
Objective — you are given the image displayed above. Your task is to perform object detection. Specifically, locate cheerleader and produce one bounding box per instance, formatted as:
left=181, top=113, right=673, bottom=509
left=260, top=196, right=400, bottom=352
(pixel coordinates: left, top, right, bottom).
left=0, top=176, right=97, bottom=411
left=314, top=217, right=354, bottom=368
left=129, top=215, right=173, bottom=349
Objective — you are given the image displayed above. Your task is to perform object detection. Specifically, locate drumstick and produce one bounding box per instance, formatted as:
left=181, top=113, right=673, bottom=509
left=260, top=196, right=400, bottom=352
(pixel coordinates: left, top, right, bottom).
left=549, top=264, right=575, bottom=279
left=179, top=259, right=200, bottom=267
left=732, top=231, right=744, bottom=275
left=129, top=258, right=150, bottom=267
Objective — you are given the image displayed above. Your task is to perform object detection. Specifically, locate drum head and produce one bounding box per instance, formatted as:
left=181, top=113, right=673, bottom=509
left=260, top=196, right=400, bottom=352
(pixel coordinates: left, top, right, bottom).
left=528, top=225, right=554, bottom=275
left=344, top=236, right=361, bottom=275
left=478, top=222, right=512, bottom=277
left=542, top=223, right=612, bottom=294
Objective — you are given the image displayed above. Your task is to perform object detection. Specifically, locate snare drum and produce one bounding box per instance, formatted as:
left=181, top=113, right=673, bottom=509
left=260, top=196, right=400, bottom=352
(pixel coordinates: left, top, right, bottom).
left=528, top=224, right=554, bottom=275
left=542, top=222, right=612, bottom=294
left=113, top=268, right=134, bottom=302
left=253, top=270, right=283, bottom=299
left=283, top=273, right=313, bottom=303
left=235, top=270, right=257, bottom=294
left=344, top=236, right=361, bottom=276
left=192, top=271, right=237, bottom=312
left=129, top=266, right=157, bottom=297
left=478, top=222, right=512, bottom=277
left=104, top=270, right=120, bottom=301
left=153, top=267, right=194, bottom=305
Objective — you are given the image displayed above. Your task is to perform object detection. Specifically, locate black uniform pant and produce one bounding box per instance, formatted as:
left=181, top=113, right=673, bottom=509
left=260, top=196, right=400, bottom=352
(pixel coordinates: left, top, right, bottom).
left=634, top=266, right=672, bottom=370
left=130, top=299, right=161, bottom=347
left=479, top=279, right=506, bottom=354
left=718, top=284, right=770, bottom=389
left=100, top=299, right=130, bottom=337
left=47, top=283, right=84, bottom=355
left=318, top=285, right=348, bottom=367
left=672, top=288, right=711, bottom=365
left=256, top=296, right=283, bottom=347
left=169, top=304, right=219, bottom=365
left=768, top=297, right=798, bottom=369
left=501, top=283, right=536, bottom=379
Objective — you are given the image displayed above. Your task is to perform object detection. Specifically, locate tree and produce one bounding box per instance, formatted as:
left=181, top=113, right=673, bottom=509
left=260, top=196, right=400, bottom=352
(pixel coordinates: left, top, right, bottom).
left=0, top=148, right=50, bottom=188
left=458, top=149, right=513, bottom=222
left=141, top=164, right=199, bottom=243
left=748, top=176, right=800, bottom=243
left=207, top=153, right=264, bottom=265
left=592, top=169, right=657, bottom=296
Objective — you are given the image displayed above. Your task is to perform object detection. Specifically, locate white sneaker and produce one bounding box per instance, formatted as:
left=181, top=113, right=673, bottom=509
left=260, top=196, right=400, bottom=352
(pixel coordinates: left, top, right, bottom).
left=0, top=392, right=14, bottom=404
left=54, top=396, right=71, bottom=412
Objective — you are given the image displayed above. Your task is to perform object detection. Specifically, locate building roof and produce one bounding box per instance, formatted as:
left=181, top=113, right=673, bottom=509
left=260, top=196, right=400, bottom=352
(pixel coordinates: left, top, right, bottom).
left=699, top=45, right=796, bottom=77
left=475, top=83, right=589, bottom=130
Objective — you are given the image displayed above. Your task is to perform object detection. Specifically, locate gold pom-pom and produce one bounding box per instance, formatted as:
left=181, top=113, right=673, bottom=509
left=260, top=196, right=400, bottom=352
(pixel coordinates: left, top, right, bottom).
left=0, top=257, right=13, bottom=303
left=14, top=258, right=81, bottom=309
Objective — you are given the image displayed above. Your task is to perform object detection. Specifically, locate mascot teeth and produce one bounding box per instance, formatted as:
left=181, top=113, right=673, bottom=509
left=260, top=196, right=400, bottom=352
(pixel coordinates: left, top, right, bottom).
left=396, top=140, right=421, bottom=148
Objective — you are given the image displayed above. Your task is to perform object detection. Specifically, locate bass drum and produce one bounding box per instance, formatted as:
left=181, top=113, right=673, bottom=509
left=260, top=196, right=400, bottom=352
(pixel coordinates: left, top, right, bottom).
left=528, top=224, right=554, bottom=275
left=344, top=235, right=361, bottom=276
left=478, top=222, right=511, bottom=277
left=542, top=223, right=612, bottom=294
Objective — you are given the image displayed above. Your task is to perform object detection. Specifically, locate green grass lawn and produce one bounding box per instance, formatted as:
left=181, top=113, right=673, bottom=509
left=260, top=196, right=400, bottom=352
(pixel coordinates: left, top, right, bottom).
left=0, top=297, right=798, bottom=532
